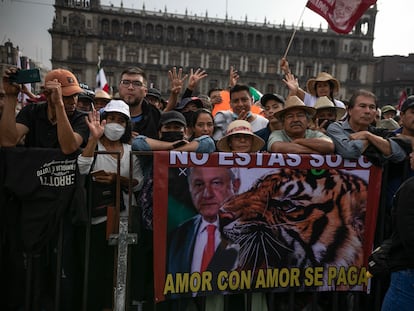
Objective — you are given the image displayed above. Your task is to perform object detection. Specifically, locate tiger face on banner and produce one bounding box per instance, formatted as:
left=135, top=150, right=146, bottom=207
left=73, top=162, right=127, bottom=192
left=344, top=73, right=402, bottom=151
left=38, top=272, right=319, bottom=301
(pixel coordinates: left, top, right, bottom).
left=219, top=168, right=367, bottom=288
left=152, top=152, right=382, bottom=302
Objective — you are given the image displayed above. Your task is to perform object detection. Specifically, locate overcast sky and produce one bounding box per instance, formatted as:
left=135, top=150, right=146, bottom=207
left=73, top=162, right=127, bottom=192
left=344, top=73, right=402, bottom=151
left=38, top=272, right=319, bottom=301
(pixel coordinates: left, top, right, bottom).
left=1, top=0, right=413, bottom=69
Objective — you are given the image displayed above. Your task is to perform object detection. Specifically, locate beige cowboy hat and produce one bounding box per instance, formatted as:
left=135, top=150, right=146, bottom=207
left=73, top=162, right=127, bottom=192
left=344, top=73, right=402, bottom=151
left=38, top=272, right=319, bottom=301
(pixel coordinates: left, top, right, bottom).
left=274, top=96, right=316, bottom=119
left=314, top=96, right=346, bottom=120
left=306, top=72, right=340, bottom=96
left=216, top=120, right=265, bottom=152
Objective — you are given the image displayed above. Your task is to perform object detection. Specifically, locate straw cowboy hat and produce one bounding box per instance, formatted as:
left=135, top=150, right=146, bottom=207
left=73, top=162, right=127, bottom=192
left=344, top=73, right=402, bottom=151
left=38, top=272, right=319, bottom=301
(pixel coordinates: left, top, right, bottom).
left=274, top=96, right=316, bottom=119
left=314, top=96, right=346, bottom=120
left=306, top=72, right=340, bottom=96
left=216, top=120, right=265, bottom=152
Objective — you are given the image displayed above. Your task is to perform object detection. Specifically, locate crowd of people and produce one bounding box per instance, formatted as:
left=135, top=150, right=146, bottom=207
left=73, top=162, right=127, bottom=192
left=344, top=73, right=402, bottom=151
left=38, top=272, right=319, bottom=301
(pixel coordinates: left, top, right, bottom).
left=0, top=60, right=413, bottom=311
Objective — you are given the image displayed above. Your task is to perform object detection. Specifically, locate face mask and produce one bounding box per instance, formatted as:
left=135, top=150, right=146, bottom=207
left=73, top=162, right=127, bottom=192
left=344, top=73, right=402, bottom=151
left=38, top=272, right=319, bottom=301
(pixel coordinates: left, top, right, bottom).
left=104, top=123, right=125, bottom=141
left=232, top=111, right=252, bottom=120
left=160, top=131, right=184, bottom=142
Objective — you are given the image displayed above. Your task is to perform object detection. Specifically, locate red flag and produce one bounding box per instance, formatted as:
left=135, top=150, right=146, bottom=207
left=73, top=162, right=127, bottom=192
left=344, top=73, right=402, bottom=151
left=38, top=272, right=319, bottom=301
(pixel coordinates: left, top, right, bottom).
left=306, top=0, right=377, bottom=34
left=397, top=90, right=408, bottom=111
left=96, top=57, right=110, bottom=93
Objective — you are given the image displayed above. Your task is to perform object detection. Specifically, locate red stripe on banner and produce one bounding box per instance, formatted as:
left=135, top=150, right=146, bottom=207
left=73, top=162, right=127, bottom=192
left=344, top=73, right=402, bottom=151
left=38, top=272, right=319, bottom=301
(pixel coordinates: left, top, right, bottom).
left=153, top=151, right=170, bottom=302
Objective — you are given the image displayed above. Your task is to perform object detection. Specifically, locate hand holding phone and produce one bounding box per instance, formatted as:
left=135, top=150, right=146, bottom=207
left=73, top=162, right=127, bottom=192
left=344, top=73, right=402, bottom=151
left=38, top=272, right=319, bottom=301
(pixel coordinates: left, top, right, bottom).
left=9, top=69, right=41, bottom=84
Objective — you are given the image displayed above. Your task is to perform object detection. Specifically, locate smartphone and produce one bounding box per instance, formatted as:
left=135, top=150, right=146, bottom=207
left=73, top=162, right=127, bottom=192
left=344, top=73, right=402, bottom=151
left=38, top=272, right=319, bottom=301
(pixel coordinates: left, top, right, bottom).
left=9, top=68, right=41, bottom=84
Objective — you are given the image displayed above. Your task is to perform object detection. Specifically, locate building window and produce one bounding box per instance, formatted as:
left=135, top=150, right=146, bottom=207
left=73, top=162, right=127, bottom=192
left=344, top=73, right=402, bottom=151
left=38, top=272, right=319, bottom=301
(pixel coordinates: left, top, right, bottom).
left=267, top=63, right=277, bottom=74
left=101, top=19, right=109, bottom=34
left=176, top=27, right=184, bottom=42
left=112, top=20, right=120, bottom=35
left=207, top=30, right=215, bottom=45
left=349, top=67, right=358, bottom=81
left=255, top=34, right=262, bottom=50
left=266, top=84, right=275, bottom=93
left=305, top=65, right=313, bottom=78
left=124, top=22, right=132, bottom=35
left=134, top=22, right=142, bottom=37
left=155, top=24, right=163, bottom=40
left=145, top=24, right=154, bottom=39
left=197, top=29, right=204, bottom=43
left=167, top=26, right=175, bottom=41
left=210, top=56, right=220, bottom=70
left=63, top=16, right=67, bottom=25
left=227, top=32, right=235, bottom=47
left=149, top=75, right=158, bottom=87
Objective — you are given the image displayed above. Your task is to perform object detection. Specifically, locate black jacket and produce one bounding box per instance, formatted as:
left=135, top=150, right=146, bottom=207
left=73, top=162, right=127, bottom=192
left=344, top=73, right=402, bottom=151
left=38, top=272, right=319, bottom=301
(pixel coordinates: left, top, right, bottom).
left=388, top=176, right=414, bottom=271
left=131, top=99, right=161, bottom=139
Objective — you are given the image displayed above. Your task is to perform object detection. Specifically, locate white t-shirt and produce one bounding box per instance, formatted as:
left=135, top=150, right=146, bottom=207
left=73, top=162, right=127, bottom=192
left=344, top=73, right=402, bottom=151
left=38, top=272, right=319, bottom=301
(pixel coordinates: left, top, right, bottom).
left=77, top=140, right=143, bottom=224
left=250, top=114, right=269, bottom=132
left=304, top=92, right=346, bottom=109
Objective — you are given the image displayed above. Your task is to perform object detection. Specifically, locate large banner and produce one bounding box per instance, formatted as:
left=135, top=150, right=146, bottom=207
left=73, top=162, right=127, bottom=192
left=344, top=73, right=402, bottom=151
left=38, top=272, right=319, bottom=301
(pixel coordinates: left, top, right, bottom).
left=306, top=0, right=377, bottom=34
left=153, top=152, right=382, bottom=302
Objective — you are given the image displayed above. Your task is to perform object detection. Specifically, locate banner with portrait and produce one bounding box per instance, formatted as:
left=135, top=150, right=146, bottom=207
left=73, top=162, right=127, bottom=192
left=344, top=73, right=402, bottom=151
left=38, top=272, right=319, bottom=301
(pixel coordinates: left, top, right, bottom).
left=306, top=0, right=377, bottom=34
left=153, top=151, right=382, bottom=302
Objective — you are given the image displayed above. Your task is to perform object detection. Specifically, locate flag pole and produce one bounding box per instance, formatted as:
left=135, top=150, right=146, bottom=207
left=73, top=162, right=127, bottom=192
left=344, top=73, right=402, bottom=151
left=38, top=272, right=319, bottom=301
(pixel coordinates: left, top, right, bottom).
left=283, top=4, right=307, bottom=59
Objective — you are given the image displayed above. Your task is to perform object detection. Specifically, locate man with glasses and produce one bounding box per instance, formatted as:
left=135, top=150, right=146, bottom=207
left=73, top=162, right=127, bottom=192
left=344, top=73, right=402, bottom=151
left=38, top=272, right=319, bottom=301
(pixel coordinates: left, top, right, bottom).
left=268, top=96, right=334, bottom=154
left=0, top=67, right=89, bottom=153
left=117, top=67, right=161, bottom=139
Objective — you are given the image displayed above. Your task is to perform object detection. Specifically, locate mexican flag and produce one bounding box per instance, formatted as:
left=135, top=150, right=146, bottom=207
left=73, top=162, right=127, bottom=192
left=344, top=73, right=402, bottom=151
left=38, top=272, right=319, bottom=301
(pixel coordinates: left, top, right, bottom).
left=96, top=57, right=110, bottom=93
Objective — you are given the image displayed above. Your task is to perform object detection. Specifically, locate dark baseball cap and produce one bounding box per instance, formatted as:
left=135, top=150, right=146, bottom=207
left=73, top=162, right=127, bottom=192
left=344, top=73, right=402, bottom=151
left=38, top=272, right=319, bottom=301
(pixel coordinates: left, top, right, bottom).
left=147, top=87, right=162, bottom=100
left=260, top=93, right=285, bottom=108
left=175, top=97, right=203, bottom=110
left=159, top=110, right=187, bottom=127
left=401, top=95, right=414, bottom=112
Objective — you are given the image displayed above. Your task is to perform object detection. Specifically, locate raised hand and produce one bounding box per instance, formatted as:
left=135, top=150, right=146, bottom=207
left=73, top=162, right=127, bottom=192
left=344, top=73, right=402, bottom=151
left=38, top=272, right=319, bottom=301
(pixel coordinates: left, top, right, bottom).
left=280, top=57, right=291, bottom=75
left=3, top=67, right=21, bottom=97
left=168, top=67, right=188, bottom=95
left=187, top=68, right=208, bottom=90
left=282, top=72, right=299, bottom=95
left=44, top=78, right=64, bottom=108
left=86, top=110, right=105, bottom=140
left=229, top=66, right=239, bottom=88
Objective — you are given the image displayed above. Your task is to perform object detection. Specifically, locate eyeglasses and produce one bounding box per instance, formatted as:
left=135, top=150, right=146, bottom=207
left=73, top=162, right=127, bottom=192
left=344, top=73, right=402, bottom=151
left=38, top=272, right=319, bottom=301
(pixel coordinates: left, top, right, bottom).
left=120, top=80, right=146, bottom=88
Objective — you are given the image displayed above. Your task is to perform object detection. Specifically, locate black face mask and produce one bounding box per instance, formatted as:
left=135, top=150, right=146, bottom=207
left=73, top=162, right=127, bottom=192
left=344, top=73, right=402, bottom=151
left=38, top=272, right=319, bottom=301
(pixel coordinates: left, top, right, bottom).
left=182, top=111, right=196, bottom=126
left=160, top=131, right=184, bottom=142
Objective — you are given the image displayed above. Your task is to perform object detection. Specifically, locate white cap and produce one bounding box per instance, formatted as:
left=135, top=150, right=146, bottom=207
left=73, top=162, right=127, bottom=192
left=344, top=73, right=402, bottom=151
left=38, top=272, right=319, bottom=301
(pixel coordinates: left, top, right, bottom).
left=103, top=99, right=130, bottom=119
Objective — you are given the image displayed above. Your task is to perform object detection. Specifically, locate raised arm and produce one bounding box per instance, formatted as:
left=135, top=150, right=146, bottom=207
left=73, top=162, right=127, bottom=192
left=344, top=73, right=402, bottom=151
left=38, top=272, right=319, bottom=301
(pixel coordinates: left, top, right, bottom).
left=187, top=68, right=208, bottom=92
left=164, top=67, right=188, bottom=112
left=280, top=58, right=305, bottom=100
left=228, top=66, right=239, bottom=89
left=45, top=79, right=84, bottom=154
left=0, top=67, right=29, bottom=146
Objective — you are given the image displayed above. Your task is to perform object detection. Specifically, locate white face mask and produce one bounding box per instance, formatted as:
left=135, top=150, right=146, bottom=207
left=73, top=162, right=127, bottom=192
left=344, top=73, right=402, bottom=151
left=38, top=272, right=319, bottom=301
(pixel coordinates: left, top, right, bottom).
left=104, top=123, right=125, bottom=141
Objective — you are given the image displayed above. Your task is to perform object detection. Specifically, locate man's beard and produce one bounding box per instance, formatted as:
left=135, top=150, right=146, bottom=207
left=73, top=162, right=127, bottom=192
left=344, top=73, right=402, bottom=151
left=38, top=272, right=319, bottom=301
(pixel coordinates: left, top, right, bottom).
left=124, top=96, right=142, bottom=107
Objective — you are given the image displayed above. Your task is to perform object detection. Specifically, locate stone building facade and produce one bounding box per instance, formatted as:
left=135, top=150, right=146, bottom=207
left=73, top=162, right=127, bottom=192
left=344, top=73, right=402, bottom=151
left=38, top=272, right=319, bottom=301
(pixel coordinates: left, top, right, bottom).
left=373, top=54, right=414, bottom=107
left=50, top=0, right=377, bottom=100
